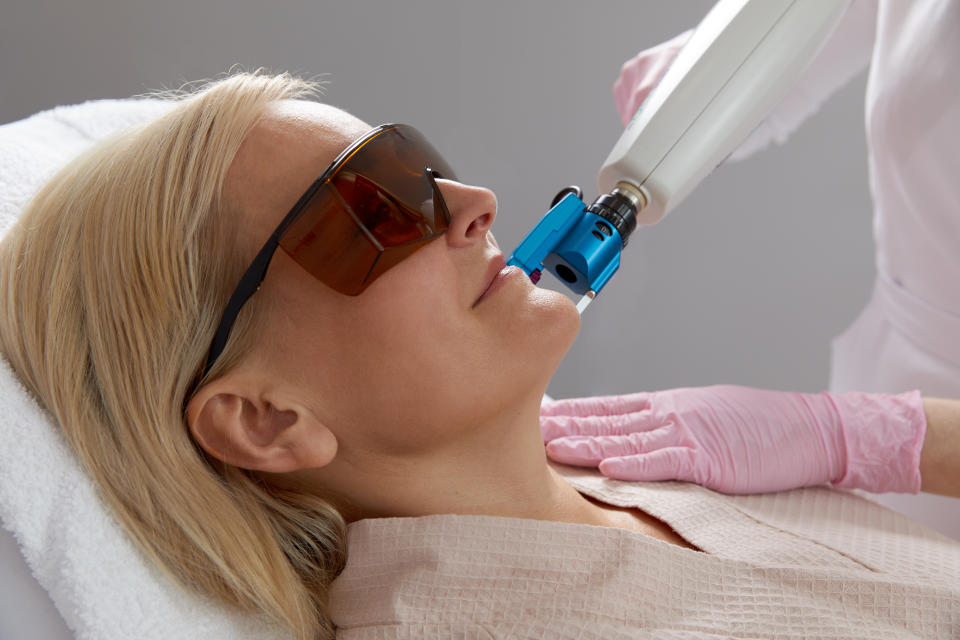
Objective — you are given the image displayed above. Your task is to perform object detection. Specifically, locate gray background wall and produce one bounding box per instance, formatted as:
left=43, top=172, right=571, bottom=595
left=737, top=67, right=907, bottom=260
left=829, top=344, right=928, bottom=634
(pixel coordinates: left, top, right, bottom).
left=0, top=0, right=874, bottom=398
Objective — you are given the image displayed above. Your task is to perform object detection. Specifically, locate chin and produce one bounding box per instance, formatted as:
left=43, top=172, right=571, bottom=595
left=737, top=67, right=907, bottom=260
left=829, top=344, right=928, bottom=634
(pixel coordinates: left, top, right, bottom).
left=521, top=286, right=581, bottom=375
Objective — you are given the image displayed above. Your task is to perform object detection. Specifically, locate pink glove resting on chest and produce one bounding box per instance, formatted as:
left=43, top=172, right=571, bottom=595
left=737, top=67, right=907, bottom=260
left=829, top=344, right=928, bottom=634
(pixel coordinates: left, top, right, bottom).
left=541, top=386, right=926, bottom=494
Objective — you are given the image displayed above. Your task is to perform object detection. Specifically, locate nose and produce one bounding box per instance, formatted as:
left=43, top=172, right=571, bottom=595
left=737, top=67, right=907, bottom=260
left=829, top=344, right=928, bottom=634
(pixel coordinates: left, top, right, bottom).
left=435, top=179, right=497, bottom=248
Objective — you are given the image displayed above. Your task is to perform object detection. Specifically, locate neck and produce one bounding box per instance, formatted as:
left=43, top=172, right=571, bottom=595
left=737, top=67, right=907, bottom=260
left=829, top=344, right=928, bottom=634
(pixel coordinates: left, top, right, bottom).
left=301, top=393, right=619, bottom=529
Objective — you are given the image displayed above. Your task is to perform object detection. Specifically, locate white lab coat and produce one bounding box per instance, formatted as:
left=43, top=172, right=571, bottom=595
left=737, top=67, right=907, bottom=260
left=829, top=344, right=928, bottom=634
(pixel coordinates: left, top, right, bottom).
left=733, top=0, right=960, bottom=538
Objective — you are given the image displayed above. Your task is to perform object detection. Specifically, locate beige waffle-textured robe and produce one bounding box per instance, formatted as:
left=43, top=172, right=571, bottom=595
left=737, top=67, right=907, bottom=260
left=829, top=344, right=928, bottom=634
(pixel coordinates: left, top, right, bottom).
left=329, top=464, right=960, bottom=638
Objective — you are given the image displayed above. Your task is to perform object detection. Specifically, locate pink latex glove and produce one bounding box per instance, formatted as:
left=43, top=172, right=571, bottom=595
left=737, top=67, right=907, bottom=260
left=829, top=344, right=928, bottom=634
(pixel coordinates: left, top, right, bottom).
left=541, top=386, right=926, bottom=494
left=614, top=30, right=693, bottom=127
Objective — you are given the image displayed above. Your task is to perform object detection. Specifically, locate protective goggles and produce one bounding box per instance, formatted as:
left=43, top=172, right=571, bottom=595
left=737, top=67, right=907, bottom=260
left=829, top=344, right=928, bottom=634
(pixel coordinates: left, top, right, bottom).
left=201, top=123, right=456, bottom=379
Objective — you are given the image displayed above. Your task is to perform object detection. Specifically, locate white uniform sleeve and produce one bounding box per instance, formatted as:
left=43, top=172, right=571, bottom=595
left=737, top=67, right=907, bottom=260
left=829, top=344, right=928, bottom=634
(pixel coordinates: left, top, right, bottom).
left=728, top=0, right=878, bottom=162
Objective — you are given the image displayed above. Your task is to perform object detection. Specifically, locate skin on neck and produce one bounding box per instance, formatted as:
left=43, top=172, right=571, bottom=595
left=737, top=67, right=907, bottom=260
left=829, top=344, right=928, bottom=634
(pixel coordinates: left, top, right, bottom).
left=268, top=388, right=624, bottom=530
left=252, top=372, right=698, bottom=550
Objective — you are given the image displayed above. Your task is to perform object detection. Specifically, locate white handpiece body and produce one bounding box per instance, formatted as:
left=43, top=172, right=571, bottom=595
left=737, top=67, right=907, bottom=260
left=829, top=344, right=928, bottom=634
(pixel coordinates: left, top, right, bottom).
left=598, top=0, right=851, bottom=225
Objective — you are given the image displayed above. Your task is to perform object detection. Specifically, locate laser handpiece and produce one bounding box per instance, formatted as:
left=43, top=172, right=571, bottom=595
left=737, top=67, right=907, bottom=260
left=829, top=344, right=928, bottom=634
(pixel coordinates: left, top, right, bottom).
left=507, top=0, right=849, bottom=313
left=506, top=182, right=644, bottom=314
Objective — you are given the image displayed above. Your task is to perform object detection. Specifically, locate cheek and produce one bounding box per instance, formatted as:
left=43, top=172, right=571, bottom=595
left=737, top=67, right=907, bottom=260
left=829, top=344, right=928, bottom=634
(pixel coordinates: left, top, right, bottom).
left=314, top=285, right=471, bottom=430
left=353, top=275, right=580, bottom=404
left=358, top=292, right=471, bottom=390
left=262, top=254, right=473, bottom=449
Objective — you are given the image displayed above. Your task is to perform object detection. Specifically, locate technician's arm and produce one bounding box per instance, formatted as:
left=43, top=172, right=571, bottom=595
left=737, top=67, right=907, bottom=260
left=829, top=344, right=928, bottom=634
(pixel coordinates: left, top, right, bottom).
left=920, top=398, right=960, bottom=498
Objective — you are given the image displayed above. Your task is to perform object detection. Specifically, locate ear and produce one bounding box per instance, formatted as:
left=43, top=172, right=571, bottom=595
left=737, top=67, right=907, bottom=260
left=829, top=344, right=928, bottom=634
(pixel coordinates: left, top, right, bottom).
left=185, top=373, right=337, bottom=473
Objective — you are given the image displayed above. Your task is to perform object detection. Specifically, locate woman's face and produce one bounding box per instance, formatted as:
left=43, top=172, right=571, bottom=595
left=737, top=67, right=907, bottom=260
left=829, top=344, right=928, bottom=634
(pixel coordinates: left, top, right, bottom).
left=224, top=101, right=579, bottom=458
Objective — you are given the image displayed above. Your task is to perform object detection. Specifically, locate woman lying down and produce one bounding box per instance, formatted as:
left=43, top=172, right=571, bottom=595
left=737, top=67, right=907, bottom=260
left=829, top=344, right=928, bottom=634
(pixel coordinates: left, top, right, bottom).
left=1, top=72, right=957, bottom=640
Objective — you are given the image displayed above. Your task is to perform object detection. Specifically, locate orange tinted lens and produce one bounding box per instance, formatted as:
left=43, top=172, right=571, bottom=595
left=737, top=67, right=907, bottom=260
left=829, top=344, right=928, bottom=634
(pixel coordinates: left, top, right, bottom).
left=277, top=125, right=455, bottom=295
left=340, top=126, right=455, bottom=233
left=278, top=187, right=381, bottom=295
left=338, top=172, right=436, bottom=246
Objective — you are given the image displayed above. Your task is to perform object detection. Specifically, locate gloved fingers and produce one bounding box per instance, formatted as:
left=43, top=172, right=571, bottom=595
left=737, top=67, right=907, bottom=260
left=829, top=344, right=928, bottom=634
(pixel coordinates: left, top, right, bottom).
left=545, top=425, right=681, bottom=466
left=540, top=415, right=618, bottom=441
left=544, top=436, right=606, bottom=467
left=598, top=446, right=697, bottom=483
left=627, top=423, right=683, bottom=449
left=540, top=408, right=661, bottom=441
left=614, top=57, right=655, bottom=126
left=613, top=29, right=694, bottom=126
left=539, top=392, right=652, bottom=418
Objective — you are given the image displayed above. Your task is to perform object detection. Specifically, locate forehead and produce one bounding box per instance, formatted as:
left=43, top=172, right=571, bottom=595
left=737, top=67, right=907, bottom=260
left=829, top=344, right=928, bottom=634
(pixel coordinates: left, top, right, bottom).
left=225, top=100, right=370, bottom=244
left=256, top=100, right=370, bottom=152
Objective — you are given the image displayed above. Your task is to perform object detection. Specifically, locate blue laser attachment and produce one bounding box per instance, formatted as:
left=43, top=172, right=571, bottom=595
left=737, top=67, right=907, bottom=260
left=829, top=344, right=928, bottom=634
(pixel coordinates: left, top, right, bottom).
left=507, top=184, right=642, bottom=314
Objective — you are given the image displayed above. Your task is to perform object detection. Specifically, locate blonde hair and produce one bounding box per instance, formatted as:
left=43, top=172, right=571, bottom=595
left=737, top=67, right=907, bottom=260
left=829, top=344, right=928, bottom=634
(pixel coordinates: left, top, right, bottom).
left=0, top=72, right=347, bottom=640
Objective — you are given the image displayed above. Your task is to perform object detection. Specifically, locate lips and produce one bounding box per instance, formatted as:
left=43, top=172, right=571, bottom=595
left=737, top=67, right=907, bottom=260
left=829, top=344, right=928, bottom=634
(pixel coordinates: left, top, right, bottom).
left=473, top=254, right=508, bottom=307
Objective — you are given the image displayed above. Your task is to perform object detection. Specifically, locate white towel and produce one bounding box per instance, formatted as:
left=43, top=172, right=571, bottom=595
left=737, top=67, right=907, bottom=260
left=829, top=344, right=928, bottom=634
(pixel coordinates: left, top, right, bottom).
left=0, top=100, right=289, bottom=639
